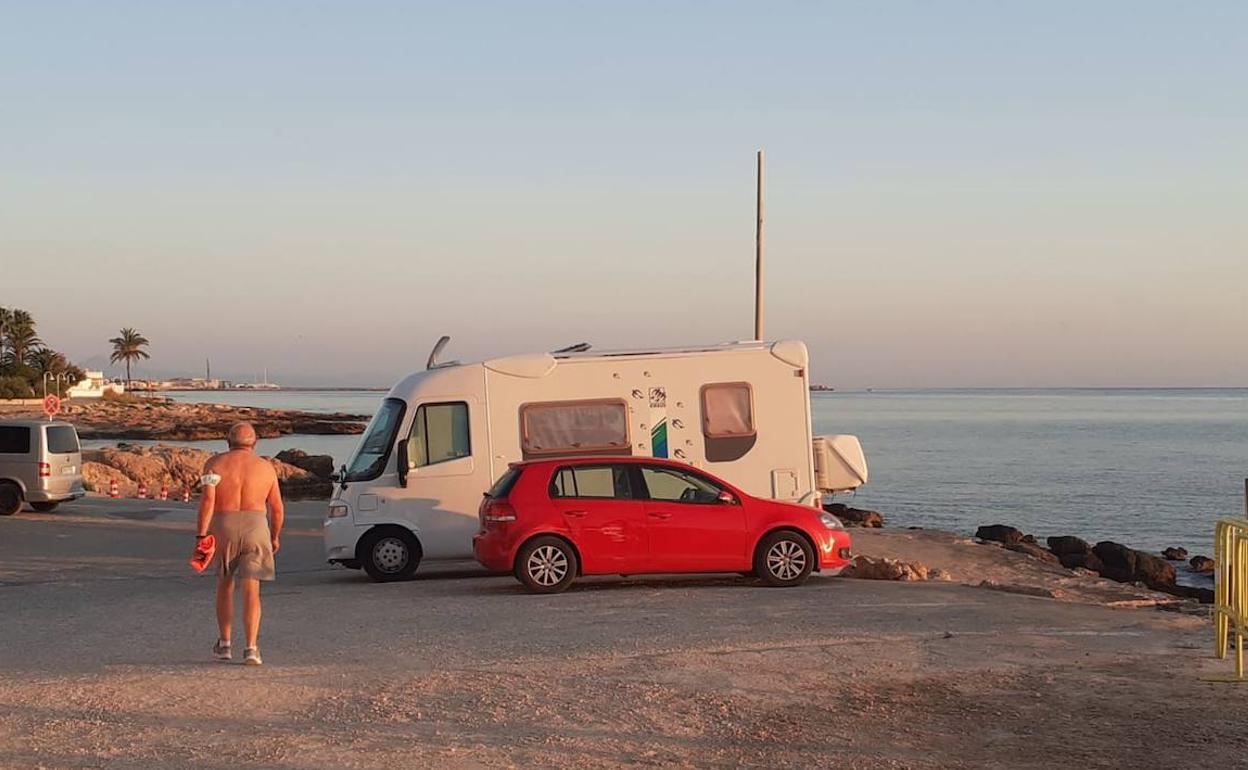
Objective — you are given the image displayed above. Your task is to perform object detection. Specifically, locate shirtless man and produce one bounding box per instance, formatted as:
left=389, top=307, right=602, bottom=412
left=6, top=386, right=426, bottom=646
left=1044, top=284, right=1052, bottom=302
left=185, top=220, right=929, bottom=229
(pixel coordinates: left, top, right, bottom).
left=195, top=422, right=284, bottom=666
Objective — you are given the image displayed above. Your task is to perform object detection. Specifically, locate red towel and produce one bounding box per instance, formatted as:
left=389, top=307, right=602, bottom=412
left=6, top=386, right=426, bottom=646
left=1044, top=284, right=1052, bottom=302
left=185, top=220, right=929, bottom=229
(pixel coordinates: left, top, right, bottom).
left=190, top=535, right=216, bottom=573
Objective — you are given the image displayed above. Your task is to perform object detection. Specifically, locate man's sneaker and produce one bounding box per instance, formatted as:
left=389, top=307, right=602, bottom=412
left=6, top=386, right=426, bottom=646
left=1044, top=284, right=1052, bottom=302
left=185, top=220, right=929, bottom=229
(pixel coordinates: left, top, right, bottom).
left=243, top=647, right=262, bottom=666
left=212, top=640, right=231, bottom=662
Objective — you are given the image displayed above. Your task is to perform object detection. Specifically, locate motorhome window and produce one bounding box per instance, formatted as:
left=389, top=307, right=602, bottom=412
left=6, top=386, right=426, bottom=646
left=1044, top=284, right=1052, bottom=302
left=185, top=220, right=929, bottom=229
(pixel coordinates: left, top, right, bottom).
left=0, top=427, right=31, bottom=454
left=408, top=402, right=470, bottom=467
left=701, top=382, right=757, bottom=463
left=343, top=398, right=406, bottom=482
left=639, top=465, right=723, bottom=504
left=520, top=399, right=630, bottom=459
left=45, top=426, right=80, bottom=454
left=550, top=465, right=632, bottom=499
left=702, top=383, right=755, bottom=437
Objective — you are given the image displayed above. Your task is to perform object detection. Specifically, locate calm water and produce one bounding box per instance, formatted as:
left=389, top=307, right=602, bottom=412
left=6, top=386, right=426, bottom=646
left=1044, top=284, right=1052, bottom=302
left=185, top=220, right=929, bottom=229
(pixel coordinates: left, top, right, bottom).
left=813, top=389, right=1247, bottom=556
left=90, top=388, right=1247, bottom=555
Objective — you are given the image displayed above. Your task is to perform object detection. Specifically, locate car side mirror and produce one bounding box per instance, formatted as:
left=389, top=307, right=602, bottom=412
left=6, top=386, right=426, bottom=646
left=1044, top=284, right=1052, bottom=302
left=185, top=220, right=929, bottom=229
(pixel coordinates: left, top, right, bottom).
left=397, top=441, right=410, bottom=488
left=718, top=490, right=737, bottom=505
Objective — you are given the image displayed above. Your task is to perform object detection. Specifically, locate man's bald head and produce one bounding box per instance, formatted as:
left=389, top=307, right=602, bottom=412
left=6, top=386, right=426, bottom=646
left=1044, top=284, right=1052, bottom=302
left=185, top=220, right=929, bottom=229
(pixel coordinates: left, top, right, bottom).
left=227, top=422, right=257, bottom=450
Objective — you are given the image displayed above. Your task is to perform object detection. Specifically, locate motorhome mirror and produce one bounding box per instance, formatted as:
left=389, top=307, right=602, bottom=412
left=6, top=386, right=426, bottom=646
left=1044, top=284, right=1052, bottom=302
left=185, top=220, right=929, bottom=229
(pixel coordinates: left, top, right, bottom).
left=396, top=441, right=410, bottom=488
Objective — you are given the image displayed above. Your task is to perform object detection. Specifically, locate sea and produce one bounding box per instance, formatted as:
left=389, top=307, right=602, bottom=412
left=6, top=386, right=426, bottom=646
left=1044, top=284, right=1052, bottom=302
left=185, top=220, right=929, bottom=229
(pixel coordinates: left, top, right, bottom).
left=87, top=388, right=1247, bottom=557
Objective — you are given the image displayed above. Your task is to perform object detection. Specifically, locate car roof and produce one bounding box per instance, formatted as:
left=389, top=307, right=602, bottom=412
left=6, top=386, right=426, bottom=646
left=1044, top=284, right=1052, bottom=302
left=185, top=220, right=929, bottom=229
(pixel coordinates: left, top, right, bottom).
left=0, top=420, right=76, bottom=429
left=514, top=456, right=693, bottom=470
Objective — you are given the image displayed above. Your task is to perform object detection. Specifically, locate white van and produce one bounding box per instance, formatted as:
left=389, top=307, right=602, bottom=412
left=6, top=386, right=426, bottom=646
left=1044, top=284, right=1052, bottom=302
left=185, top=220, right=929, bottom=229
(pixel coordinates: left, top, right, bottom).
left=324, top=339, right=868, bottom=581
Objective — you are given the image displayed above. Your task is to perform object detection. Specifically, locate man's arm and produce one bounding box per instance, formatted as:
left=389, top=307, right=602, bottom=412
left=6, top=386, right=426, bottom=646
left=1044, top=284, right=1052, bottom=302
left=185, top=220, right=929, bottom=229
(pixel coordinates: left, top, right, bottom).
left=196, top=458, right=220, bottom=538
left=267, top=471, right=285, bottom=554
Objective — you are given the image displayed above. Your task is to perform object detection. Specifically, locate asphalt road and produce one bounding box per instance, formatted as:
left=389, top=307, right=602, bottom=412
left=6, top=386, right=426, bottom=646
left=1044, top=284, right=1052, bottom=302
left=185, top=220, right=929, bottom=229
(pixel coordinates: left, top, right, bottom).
left=0, top=497, right=1243, bottom=769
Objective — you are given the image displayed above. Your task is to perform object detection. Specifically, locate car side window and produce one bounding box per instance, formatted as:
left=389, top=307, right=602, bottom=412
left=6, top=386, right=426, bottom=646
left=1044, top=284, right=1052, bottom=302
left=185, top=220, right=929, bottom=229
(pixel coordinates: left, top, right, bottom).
left=0, top=426, right=31, bottom=454
left=639, top=466, right=724, bottom=504
left=550, top=465, right=633, bottom=499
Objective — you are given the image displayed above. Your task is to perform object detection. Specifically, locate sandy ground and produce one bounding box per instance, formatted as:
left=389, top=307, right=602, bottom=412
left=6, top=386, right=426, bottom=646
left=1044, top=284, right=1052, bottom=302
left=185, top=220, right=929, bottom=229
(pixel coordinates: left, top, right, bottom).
left=1, top=498, right=1244, bottom=769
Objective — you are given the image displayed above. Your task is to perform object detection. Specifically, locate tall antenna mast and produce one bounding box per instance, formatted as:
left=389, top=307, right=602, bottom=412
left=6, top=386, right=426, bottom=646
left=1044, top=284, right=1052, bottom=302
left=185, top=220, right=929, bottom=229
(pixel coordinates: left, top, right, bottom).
left=754, top=149, right=765, bottom=341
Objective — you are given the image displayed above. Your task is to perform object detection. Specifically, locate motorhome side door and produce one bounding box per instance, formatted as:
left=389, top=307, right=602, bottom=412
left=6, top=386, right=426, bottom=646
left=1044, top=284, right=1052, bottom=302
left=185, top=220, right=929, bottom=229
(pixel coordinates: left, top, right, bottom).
left=387, top=397, right=488, bottom=558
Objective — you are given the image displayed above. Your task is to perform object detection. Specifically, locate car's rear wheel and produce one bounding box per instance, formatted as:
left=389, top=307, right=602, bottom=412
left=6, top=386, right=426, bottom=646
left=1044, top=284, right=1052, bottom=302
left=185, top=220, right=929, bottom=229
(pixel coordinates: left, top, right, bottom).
left=30, top=501, right=58, bottom=513
left=0, top=483, right=21, bottom=516
left=515, top=536, right=578, bottom=594
left=359, top=527, right=421, bottom=582
left=755, top=530, right=815, bottom=587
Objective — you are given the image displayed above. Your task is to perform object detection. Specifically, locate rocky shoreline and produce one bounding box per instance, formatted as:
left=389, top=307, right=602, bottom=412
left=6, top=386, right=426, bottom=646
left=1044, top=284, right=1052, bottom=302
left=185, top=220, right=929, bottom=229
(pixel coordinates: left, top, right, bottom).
left=82, top=445, right=337, bottom=500
left=825, top=502, right=1216, bottom=604
left=6, top=397, right=367, bottom=441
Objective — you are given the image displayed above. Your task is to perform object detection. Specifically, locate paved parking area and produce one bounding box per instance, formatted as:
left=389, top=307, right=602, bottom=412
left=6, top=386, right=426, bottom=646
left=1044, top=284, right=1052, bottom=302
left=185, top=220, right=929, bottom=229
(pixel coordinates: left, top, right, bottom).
left=1, top=498, right=1243, bottom=769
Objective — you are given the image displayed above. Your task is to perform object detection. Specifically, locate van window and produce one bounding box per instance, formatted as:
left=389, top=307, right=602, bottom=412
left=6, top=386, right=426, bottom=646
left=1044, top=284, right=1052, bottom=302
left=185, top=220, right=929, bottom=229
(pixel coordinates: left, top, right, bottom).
left=701, top=382, right=757, bottom=463
left=408, top=402, right=470, bottom=467
left=550, top=465, right=633, bottom=499
left=521, top=399, right=629, bottom=459
left=344, top=398, right=406, bottom=482
left=45, top=426, right=80, bottom=454
left=0, top=426, right=31, bottom=454
left=639, top=465, right=724, bottom=504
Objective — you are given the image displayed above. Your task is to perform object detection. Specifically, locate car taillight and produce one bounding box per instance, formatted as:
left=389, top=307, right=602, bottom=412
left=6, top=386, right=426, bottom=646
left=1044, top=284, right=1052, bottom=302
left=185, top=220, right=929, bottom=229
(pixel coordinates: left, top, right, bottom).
left=483, top=499, right=517, bottom=523
left=38, top=462, right=51, bottom=478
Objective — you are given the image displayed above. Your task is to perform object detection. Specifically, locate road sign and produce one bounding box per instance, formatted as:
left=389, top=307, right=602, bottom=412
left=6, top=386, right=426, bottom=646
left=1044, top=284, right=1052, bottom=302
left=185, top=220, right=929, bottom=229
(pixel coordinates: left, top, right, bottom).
left=42, top=394, right=61, bottom=418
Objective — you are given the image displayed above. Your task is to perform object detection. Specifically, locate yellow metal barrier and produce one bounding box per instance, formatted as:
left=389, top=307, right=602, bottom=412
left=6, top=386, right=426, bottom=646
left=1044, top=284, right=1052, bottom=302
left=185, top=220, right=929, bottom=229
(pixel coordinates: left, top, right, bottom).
left=1212, top=518, right=1248, bottom=682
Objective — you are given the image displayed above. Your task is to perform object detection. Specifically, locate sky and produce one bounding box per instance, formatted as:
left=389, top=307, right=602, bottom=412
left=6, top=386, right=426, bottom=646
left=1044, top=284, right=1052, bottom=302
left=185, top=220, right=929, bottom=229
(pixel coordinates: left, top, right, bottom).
left=1, top=1, right=1244, bottom=388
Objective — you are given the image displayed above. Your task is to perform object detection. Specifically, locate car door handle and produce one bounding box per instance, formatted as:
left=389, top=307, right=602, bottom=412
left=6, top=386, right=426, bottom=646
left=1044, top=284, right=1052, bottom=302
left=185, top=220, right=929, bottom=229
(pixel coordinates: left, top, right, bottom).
left=647, top=512, right=672, bottom=520
left=563, top=510, right=587, bottom=518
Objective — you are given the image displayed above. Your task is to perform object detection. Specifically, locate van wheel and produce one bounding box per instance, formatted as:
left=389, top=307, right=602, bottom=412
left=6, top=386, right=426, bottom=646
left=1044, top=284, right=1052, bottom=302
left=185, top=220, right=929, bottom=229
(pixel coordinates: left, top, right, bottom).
left=754, top=531, right=814, bottom=587
left=515, top=536, right=578, bottom=594
left=359, top=527, right=421, bottom=582
left=0, top=483, right=21, bottom=516
left=30, top=502, right=59, bottom=513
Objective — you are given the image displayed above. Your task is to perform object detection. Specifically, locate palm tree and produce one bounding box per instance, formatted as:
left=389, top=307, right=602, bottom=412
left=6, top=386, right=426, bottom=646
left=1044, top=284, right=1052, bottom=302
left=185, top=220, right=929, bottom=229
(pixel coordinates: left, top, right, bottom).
left=0, top=307, right=11, bottom=366
left=109, top=328, right=151, bottom=387
left=3, top=311, right=41, bottom=368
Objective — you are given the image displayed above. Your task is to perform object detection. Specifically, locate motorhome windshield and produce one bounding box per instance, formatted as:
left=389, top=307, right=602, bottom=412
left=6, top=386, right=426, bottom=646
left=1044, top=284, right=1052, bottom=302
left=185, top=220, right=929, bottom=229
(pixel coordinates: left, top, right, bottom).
left=343, top=398, right=406, bottom=482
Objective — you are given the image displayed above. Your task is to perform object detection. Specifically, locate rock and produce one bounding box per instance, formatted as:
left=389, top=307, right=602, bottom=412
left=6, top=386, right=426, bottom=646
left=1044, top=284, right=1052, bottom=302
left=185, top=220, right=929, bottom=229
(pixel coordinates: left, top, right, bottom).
left=275, top=449, right=335, bottom=478
left=1059, top=552, right=1104, bottom=573
left=1092, top=541, right=1176, bottom=587
left=1190, top=556, right=1215, bottom=573
left=81, top=461, right=137, bottom=496
left=1006, top=541, right=1061, bottom=565
left=844, top=555, right=929, bottom=581
left=83, top=444, right=334, bottom=500
left=1155, top=583, right=1215, bottom=604
left=975, top=524, right=1025, bottom=546
left=1022, top=534, right=1037, bottom=545
left=1046, top=536, right=1091, bottom=557
left=269, top=458, right=333, bottom=499
left=822, top=503, right=884, bottom=528
left=1161, top=547, right=1189, bottom=561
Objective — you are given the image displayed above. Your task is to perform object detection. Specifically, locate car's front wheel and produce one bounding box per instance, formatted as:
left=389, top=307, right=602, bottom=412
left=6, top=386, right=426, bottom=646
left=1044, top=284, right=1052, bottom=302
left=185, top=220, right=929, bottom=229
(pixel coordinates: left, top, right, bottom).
left=359, top=527, right=421, bottom=582
left=0, top=483, right=21, bottom=516
left=754, top=530, right=815, bottom=587
left=515, top=536, right=578, bottom=594
left=30, top=501, right=58, bottom=513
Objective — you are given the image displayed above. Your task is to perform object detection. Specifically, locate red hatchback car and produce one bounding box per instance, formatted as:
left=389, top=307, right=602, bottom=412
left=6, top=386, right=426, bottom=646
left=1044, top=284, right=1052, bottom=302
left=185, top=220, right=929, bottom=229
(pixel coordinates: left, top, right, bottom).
left=473, top=457, right=853, bottom=593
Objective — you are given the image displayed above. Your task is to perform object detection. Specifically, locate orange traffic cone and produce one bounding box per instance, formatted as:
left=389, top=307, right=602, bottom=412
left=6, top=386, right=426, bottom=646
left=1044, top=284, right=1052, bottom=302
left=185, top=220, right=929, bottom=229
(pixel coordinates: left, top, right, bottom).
left=159, top=485, right=168, bottom=501
left=182, top=487, right=191, bottom=503
left=109, top=478, right=119, bottom=498
left=137, top=482, right=147, bottom=500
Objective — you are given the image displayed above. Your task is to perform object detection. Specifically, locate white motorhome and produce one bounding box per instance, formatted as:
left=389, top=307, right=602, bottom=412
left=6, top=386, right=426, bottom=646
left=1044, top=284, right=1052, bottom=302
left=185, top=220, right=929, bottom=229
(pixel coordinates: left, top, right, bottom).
left=324, top=338, right=868, bottom=581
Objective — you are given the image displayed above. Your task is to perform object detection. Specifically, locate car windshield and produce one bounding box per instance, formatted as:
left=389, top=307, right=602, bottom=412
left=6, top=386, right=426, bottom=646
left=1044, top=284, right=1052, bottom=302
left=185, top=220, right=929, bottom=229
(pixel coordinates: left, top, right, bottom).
left=343, top=398, right=406, bottom=482
left=45, top=425, right=80, bottom=454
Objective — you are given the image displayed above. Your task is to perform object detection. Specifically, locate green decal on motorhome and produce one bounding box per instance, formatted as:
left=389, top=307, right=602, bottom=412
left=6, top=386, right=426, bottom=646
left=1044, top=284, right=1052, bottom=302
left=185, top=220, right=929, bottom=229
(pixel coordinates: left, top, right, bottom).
left=651, top=418, right=668, bottom=458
